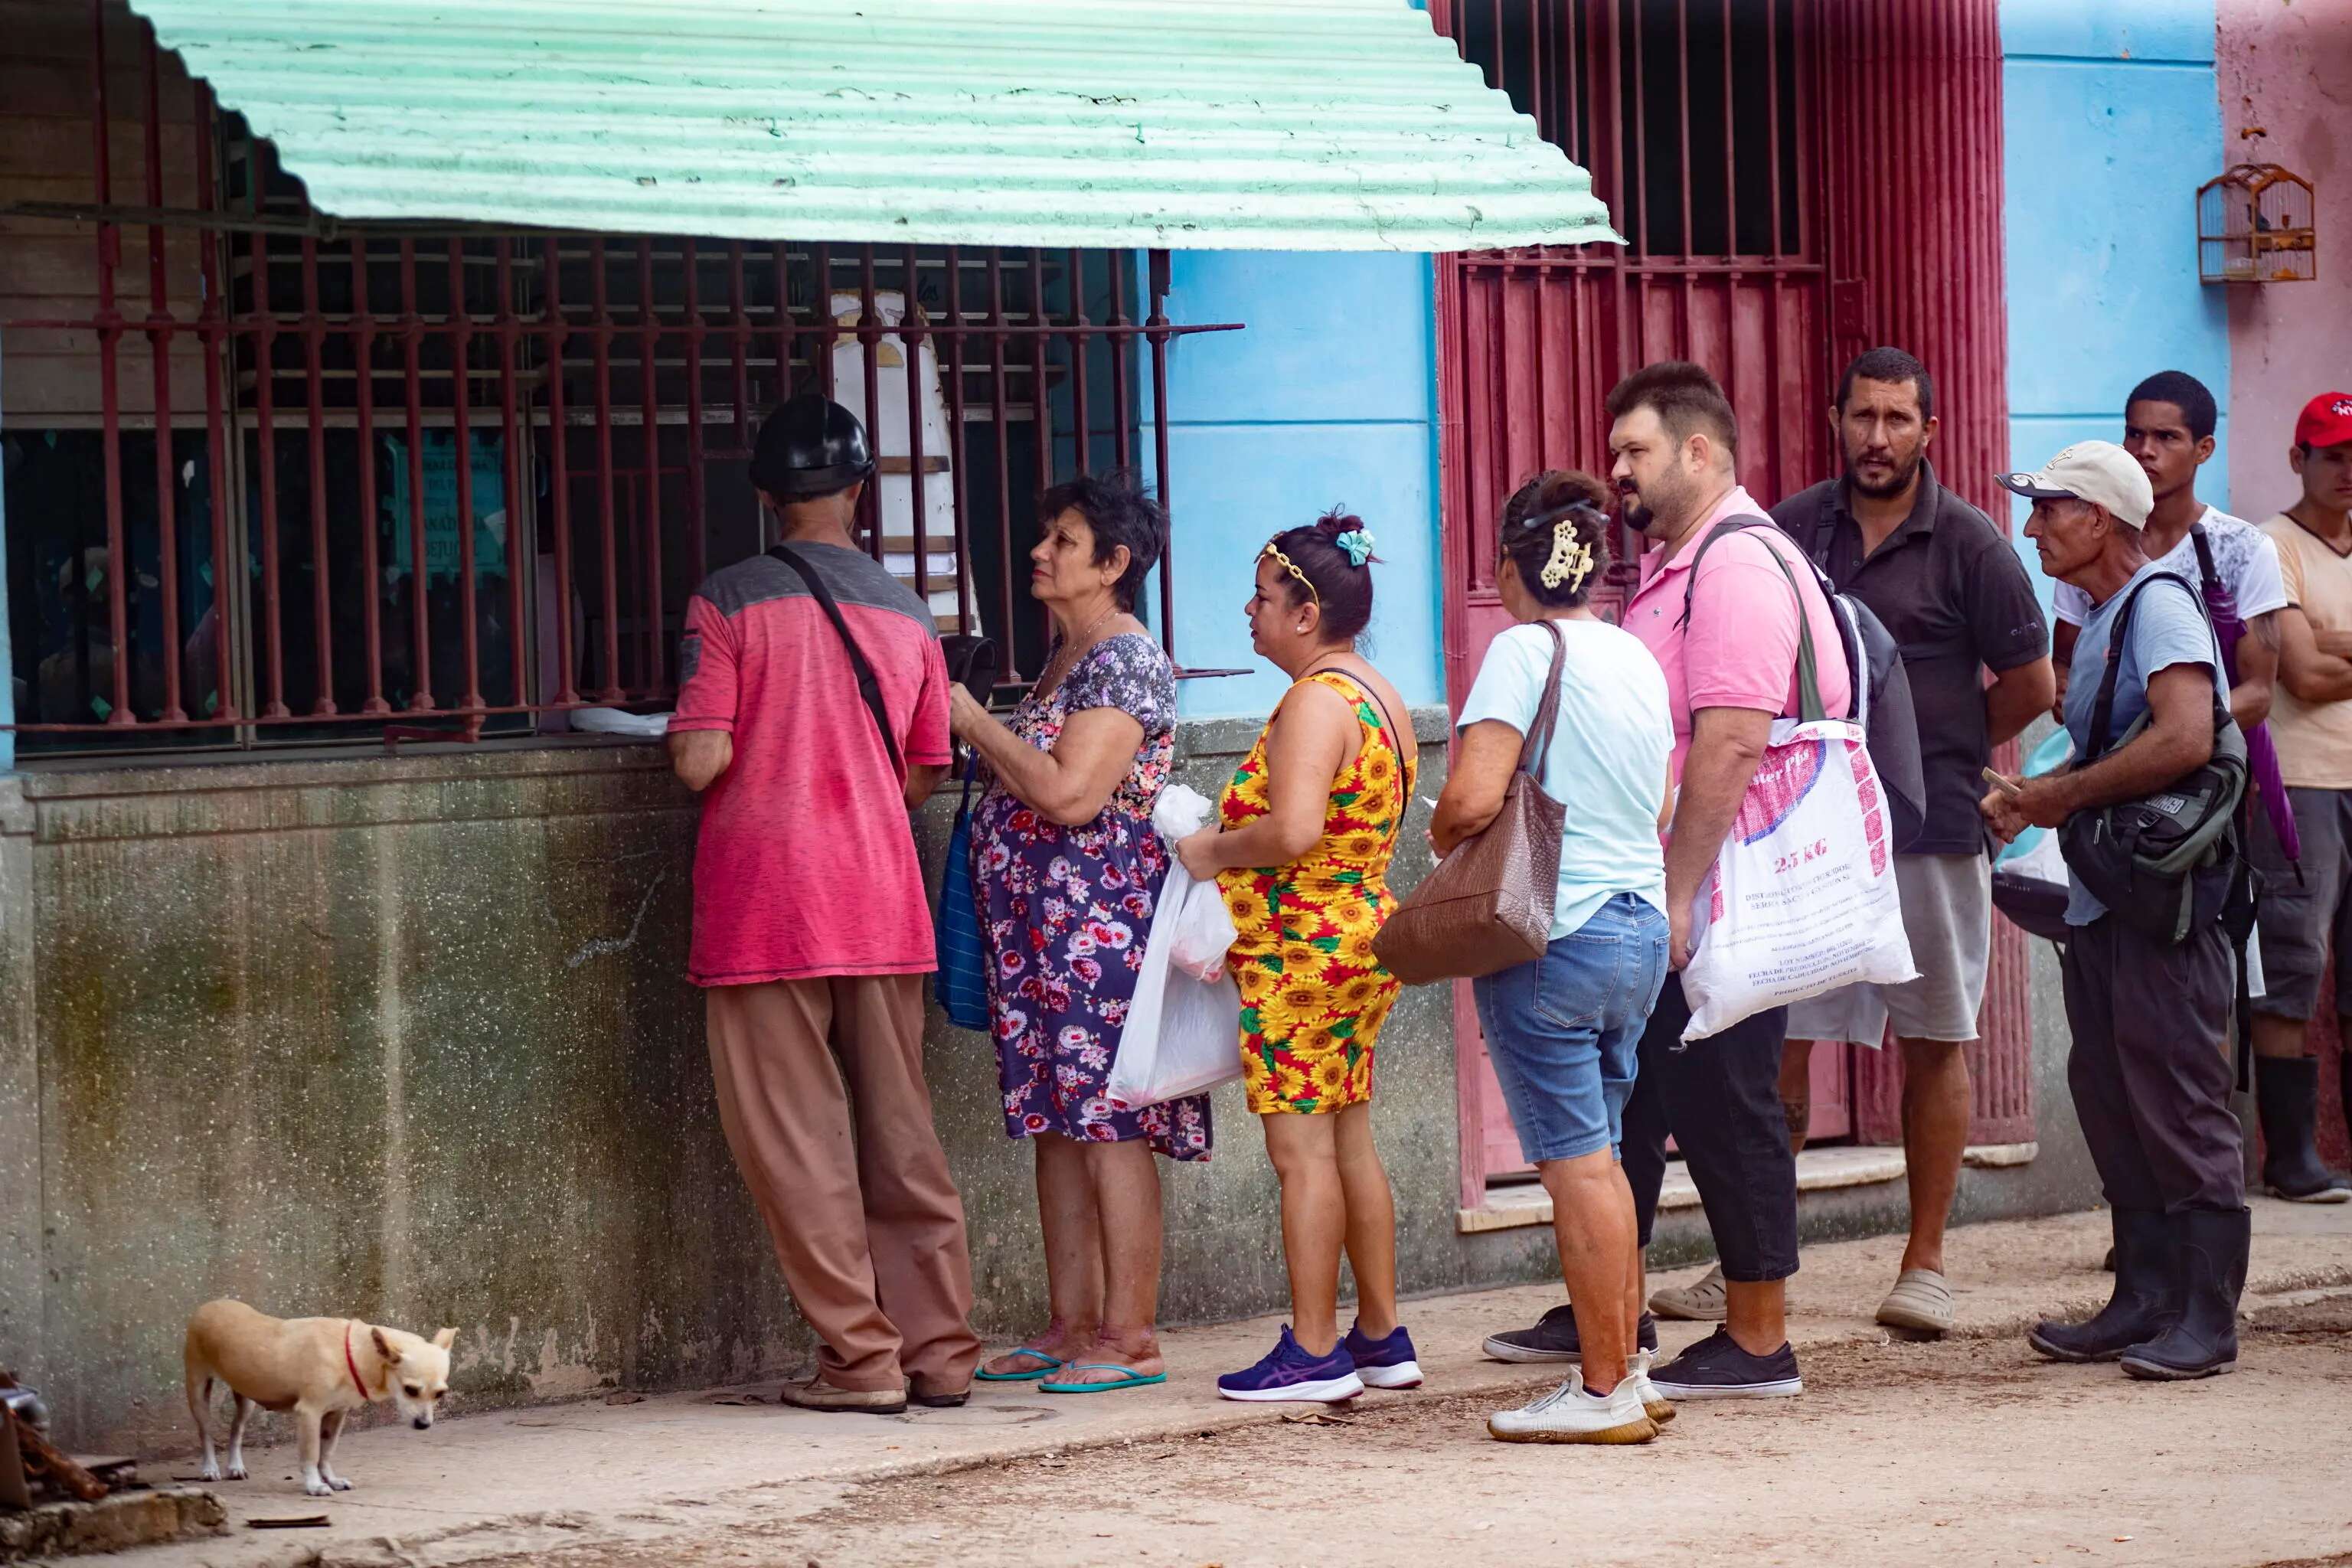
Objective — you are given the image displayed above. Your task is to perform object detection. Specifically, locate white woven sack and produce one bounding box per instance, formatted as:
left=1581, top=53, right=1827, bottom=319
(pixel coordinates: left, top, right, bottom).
left=1681, top=717, right=1918, bottom=1041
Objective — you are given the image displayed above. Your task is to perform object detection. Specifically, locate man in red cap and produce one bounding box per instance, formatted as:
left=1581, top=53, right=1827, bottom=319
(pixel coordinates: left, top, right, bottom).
left=2255, top=392, right=2352, bottom=1194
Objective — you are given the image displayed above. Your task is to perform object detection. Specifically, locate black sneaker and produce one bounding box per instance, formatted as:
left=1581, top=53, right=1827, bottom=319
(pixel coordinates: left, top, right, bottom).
left=1646, top=1327, right=1802, bottom=1399
left=1482, top=1305, right=1659, bottom=1364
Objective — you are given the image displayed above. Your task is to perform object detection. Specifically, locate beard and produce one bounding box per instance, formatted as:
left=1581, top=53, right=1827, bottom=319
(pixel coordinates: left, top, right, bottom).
left=1617, top=477, right=1667, bottom=537
left=1847, top=447, right=1923, bottom=501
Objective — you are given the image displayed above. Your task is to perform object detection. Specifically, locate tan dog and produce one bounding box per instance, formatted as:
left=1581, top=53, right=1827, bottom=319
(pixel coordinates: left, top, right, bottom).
left=183, top=1298, right=456, bottom=1497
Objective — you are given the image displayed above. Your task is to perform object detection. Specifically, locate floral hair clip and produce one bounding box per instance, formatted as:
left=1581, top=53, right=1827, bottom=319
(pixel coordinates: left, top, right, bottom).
left=1334, top=529, right=1377, bottom=567
left=1537, top=510, right=1596, bottom=593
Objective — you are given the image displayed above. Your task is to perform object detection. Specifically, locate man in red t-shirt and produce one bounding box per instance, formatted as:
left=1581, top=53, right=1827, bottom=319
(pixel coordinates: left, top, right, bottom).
left=668, top=394, right=978, bottom=1413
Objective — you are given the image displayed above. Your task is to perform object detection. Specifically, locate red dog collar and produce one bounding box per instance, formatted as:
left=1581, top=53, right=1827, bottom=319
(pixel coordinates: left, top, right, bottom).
left=344, top=1322, right=371, bottom=1400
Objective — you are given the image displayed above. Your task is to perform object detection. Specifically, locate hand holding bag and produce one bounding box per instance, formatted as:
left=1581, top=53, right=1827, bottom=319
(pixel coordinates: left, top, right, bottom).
left=1371, top=621, right=1566, bottom=985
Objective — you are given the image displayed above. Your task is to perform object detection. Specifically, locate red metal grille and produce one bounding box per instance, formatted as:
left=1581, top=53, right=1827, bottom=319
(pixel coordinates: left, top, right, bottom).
left=2, top=2, right=1239, bottom=750
left=1434, top=0, right=1832, bottom=1201
left=1433, top=0, right=1829, bottom=711
left=1435, top=0, right=2027, bottom=1196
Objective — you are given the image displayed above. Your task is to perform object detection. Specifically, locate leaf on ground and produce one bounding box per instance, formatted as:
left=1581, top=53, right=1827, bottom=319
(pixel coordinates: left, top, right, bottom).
left=705, top=1393, right=766, bottom=1406
left=1279, top=1409, right=1354, bottom=1426
left=606, top=1391, right=648, bottom=1405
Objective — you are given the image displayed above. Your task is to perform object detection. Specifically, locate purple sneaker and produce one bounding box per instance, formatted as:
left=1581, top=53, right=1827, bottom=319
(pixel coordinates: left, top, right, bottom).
left=1216, top=1325, right=1365, bottom=1403
left=1343, top=1321, right=1423, bottom=1390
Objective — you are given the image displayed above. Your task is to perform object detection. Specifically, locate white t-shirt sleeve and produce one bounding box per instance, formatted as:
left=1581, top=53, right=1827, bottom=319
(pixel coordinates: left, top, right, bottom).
left=2051, top=577, right=2089, bottom=628
left=2236, top=530, right=2290, bottom=621
left=1459, top=624, right=1547, bottom=739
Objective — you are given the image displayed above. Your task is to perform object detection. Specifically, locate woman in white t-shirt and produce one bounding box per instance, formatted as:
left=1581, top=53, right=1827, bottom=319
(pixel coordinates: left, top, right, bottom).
left=1429, top=469, right=1676, bottom=1446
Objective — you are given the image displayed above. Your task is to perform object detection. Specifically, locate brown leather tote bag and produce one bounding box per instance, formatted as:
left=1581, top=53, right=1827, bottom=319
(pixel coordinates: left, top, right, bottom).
left=1373, top=622, right=1566, bottom=985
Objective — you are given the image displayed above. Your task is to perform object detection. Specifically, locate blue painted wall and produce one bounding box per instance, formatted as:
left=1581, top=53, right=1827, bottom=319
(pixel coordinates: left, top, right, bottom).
left=1149, top=251, right=1444, bottom=719
left=2000, top=0, right=2229, bottom=603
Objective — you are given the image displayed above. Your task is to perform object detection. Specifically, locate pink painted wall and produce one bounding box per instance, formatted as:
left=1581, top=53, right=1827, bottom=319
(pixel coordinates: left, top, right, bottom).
left=2218, top=0, right=2352, bottom=521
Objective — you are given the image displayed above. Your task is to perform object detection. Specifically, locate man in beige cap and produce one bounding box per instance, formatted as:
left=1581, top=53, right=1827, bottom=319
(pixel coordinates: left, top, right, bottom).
left=1981, top=439, right=2249, bottom=1383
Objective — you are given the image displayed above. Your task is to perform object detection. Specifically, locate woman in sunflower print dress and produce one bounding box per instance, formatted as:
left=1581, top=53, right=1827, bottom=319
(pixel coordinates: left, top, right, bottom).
left=1176, top=511, right=1423, bottom=1403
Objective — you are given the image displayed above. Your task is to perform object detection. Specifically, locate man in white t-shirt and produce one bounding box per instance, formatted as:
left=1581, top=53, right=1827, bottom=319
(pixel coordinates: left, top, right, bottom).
left=2050, top=371, right=2284, bottom=732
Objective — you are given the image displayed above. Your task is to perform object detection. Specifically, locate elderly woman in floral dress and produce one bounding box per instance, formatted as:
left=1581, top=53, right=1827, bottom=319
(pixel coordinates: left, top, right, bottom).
left=950, top=474, right=1210, bottom=1395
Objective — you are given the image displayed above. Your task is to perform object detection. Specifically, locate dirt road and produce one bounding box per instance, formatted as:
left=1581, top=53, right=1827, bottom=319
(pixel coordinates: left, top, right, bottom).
left=461, top=1297, right=2352, bottom=1568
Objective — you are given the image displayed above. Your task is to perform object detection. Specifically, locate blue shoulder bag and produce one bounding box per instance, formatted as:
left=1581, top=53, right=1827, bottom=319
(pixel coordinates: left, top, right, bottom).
left=935, top=753, right=992, bottom=1030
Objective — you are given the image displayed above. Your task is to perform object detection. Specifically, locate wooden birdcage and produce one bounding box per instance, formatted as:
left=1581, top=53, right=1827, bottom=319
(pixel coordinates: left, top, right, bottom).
left=2199, top=158, right=2317, bottom=284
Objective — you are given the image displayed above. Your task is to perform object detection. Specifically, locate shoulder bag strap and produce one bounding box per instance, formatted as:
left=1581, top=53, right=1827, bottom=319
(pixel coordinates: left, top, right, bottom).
left=2188, top=522, right=2222, bottom=600
left=1752, top=546, right=1830, bottom=724
left=1517, top=620, right=1569, bottom=783
left=2087, top=572, right=2220, bottom=760
left=1678, top=519, right=1829, bottom=724
left=1334, top=668, right=1406, bottom=762
left=767, top=541, right=906, bottom=776
left=1675, top=518, right=1759, bottom=631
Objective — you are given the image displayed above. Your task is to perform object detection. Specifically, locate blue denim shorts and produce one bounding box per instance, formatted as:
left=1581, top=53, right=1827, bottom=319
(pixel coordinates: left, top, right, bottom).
left=1471, top=893, right=1671, bottom=1164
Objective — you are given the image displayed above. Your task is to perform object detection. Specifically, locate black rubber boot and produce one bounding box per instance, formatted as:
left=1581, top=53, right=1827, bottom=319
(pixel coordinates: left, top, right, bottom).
left=2030, top=1209, right=2175, bottom=1362
left=2120, top=1207, right=2249, bottom=1380
left=2256, top=1055, right=2352, bottom=1203
left=2341, top=1050, right=2352, bottom=1171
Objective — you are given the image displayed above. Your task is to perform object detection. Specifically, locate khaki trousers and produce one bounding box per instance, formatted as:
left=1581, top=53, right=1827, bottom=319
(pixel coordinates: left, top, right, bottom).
left=705, top=974, right=981, bottom=1394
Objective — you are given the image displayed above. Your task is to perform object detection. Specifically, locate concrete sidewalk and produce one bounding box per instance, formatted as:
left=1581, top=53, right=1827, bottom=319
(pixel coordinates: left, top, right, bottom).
left=115, top=1200, right=2352, bottom=1568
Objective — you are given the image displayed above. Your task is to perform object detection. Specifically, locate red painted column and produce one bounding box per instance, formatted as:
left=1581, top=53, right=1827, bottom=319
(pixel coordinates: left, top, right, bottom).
left=1821, top=0, right=2031, bottom=1145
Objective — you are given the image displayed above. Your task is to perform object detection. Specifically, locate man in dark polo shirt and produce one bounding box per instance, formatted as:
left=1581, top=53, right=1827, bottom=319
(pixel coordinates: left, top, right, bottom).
left=1771, top=347, right=2053, bottom=1337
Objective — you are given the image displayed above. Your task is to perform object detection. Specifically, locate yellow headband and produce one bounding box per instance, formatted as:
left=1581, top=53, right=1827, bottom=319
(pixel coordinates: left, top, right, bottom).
left=1261, top=539, right=1319, bottom=606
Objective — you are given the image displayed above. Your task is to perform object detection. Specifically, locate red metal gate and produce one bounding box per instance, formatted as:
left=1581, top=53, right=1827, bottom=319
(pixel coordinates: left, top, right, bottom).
left=1433, top=0, right=2026, bottom=1204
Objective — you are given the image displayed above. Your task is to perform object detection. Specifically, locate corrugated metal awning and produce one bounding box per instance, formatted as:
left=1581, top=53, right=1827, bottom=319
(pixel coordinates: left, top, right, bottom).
left=125, top=0, right=1619, bottom=251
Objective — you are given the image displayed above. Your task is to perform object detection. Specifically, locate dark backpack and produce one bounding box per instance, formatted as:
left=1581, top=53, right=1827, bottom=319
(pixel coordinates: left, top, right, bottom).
left=1677, top=518, right=1929, bottom=853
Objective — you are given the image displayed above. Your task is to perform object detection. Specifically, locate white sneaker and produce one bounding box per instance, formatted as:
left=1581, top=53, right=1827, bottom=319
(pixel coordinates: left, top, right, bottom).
left=1628, top=1348, right=1675, bottom=1425
left=1486, top=1370, right=1658, bottom=1445
left=1648, top=1263, right=1728, bottom=1321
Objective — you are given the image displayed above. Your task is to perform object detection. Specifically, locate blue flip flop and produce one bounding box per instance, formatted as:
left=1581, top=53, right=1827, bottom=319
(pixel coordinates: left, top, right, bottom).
left=975, top=1347, right=1066, bottom=1383
left=1039, top=1364, right=1169, bottom=1393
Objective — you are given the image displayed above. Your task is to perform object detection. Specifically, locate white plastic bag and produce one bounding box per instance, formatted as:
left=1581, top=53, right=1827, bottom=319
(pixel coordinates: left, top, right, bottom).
left=1148, top=785, right=1238, bottom=982
left=1103, top=785, right=1244, bottom=1110
left=1681, top=717, right=1918, bottom=1041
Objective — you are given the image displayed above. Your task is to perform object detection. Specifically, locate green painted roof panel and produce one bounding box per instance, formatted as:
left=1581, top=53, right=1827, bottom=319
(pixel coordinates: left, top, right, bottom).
left=127, top=0, right=1621, bottom=251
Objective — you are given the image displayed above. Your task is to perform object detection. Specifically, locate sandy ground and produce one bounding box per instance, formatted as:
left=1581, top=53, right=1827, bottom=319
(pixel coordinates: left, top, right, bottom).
left=451, top=1297, right=2352, bottom=1568
left=109, top=1203, right=2352, bottom=1568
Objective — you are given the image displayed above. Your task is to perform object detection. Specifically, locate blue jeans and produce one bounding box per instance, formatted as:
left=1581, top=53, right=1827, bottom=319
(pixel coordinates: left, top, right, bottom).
left=1472, top=893, right=1670, bottom=1165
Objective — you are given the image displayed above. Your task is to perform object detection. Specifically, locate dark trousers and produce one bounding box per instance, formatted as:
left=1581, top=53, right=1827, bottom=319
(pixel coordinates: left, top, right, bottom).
left=1622, top=975, right=1801, bottom=1282
left=2060, top=914, right=2246, bottom=1214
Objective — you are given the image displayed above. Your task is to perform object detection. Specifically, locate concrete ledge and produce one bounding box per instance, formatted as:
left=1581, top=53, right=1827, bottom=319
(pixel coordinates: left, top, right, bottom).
left=1459, top=1145, right=1956, bottom=1234
left=0, top=1486, right=226, bottom=1560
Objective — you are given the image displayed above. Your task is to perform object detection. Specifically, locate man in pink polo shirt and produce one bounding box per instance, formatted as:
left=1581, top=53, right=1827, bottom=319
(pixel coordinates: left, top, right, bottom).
left=1609, top=361, right=1849, bottom=1400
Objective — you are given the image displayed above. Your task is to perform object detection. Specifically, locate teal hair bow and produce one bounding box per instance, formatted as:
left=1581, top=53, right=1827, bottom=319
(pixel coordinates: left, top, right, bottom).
left=1334, top=529, right=1376, bottom=567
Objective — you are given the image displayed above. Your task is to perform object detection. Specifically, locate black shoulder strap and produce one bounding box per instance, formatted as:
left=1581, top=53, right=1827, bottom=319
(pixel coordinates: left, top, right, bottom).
left=766, top=541, right=906, bottom=776
left=2086, top=570, right=2221, bottom=760
left=2187, top=521, right=2221, bottom=599
left=1799, top=488, right=1841, bottom=574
